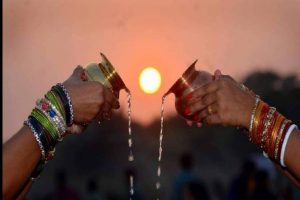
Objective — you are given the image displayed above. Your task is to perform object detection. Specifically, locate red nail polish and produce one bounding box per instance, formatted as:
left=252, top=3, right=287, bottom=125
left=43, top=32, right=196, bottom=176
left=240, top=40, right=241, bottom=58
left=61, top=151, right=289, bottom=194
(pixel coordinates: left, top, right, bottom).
left=184, top=107, right=191, bottom=115
left=197, top=122, right=202, bottom=128
left=186, top=92, right=193, bottom=100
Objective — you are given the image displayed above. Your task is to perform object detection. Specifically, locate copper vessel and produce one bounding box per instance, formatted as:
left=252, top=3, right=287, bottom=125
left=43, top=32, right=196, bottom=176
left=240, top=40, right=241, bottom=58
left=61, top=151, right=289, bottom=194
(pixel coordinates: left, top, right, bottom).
left=165, top=60, right=213, bottom=121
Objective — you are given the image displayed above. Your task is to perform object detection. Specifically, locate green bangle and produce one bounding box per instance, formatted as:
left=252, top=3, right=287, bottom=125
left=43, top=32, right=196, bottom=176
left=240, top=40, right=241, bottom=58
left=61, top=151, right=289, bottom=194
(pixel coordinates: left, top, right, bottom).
left=31, top=109, right=59, bottom=142
left=45, top=91, right=66, bottom=121
left=50, top=91, right=66, bottom=119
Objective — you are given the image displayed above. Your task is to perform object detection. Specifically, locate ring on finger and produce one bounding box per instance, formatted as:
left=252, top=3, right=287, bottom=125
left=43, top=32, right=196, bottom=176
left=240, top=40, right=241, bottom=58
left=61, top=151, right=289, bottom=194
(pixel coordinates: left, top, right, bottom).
left=208, top=105, right=213, bottom=115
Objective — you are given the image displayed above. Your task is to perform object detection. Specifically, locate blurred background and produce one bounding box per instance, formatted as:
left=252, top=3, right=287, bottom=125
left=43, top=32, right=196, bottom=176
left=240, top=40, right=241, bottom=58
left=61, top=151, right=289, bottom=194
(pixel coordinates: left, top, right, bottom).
left=3, top=0, right=300, bottom=199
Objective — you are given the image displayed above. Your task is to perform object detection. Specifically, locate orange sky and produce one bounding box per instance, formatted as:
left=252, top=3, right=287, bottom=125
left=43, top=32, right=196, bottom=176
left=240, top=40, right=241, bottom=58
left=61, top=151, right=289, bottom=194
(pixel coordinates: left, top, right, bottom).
left=3, top=0, right=300, bottom=142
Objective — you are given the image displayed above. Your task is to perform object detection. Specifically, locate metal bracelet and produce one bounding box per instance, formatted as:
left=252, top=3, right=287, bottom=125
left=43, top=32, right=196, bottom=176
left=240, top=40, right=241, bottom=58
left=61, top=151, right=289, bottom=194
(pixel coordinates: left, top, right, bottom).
left=274, top=119, right=289, bottom=160
left=40, top=98, right=67, bottom=133
left=249, top=95, right=260, bottom=137
left=24, top=120, right=46, bottom=160
left=261, top=107, right=276, bottom=148
left=58, top=83, right=74, bottom=125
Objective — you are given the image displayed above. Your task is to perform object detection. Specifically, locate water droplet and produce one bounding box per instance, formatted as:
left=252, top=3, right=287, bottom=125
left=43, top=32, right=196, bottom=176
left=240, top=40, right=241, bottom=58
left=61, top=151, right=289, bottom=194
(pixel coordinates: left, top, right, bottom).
left=155, top=96, right=166, bottom=200
left=157, top=166, right=161, bottom=177
left=156, top=181, right=161, bottom=189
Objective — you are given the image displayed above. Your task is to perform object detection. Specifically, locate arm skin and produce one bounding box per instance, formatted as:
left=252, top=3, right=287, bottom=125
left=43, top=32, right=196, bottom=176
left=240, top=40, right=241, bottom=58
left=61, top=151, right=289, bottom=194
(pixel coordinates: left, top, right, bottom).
left=15, top=181, right=33, bottom=200
left=184, top=73, right=300, bottom=188
left=3, top=126, right=41, bottom=200
left=284, top=129, right=300, bottom=185
left=3, top=66, right=119, bottom=200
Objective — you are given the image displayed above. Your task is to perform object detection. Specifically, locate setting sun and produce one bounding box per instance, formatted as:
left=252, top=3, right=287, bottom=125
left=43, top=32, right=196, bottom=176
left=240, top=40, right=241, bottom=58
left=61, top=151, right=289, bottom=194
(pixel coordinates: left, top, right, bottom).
left=139, top=67, right=161, bottom=94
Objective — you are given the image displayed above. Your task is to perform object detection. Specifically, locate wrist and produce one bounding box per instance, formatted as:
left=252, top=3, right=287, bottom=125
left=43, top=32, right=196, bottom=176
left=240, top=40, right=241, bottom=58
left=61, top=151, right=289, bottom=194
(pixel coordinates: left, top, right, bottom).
left=241, top=95, right=257, bottom=129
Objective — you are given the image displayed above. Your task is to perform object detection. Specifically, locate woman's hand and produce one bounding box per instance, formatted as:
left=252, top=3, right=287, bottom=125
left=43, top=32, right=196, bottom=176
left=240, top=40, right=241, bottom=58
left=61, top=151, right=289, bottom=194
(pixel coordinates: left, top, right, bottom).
left=63, top=66, right=120, bottom=129
left=184, top=74, right=255, bottom=128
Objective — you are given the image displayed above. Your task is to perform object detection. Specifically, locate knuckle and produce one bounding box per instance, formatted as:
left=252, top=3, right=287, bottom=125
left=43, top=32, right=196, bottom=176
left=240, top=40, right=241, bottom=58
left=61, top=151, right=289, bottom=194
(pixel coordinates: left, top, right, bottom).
left=202, top=96, right=208, bottom=105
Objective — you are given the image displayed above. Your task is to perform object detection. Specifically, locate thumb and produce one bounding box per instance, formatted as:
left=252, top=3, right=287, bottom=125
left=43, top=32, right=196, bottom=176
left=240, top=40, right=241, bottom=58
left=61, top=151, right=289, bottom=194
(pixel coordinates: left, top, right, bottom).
left=213, top=69, right=222, bottom=80
left=72, top=65, right=85, bottom=79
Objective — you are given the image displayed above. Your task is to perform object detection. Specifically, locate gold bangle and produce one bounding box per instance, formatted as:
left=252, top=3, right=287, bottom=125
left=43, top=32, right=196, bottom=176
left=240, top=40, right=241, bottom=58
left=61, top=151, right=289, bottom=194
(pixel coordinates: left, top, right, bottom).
left=252, top=101, right=264, bottom=142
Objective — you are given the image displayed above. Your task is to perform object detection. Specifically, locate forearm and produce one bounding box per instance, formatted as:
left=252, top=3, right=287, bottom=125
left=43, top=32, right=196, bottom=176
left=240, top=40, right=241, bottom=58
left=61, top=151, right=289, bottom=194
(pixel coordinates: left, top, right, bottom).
left=3, top=126, right=41, bottom=200
left=284, top=129, right=300, bottom=181
left=273, top=162, right=300, bottom=189
left=15, top=181, right=33, bottom=200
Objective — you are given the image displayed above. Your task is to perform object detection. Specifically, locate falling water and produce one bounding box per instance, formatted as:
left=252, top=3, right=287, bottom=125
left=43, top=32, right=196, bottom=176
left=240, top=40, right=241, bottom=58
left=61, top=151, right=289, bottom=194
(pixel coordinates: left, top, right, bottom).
left=156, top=95, right=167, bottom=200
left=126, top=90, right=134, bottom=199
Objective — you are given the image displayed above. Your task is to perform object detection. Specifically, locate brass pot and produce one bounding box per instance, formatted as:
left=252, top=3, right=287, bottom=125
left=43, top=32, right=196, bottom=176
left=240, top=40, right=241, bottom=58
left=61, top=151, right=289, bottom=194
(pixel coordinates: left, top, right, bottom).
left=85, top=53, right=129, bottom=96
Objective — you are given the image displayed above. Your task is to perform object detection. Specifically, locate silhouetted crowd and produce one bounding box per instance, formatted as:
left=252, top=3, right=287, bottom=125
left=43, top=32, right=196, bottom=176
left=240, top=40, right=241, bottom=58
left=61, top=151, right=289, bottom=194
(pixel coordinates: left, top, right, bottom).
left=33, top=153, right=299, bottom=200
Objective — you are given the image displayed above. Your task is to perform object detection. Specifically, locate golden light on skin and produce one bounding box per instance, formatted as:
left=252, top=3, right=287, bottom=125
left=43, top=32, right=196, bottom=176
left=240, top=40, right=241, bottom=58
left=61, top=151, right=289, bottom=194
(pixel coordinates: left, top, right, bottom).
left=139, top=67, right=162, bottom=94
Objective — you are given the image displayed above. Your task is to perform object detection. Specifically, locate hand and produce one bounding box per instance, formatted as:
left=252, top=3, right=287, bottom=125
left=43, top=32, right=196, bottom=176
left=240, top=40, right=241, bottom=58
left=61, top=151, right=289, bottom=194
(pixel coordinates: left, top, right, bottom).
left=184, top=73, right=255, bottom=128
left=185, top=69, right=222, bottom=127
left=63, top=66, right=120, bottom=126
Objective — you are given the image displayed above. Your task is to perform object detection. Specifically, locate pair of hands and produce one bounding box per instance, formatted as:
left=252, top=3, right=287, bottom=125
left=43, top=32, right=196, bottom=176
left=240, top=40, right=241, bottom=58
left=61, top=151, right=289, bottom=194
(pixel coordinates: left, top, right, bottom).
left=64, top=66, right=256, bottom=135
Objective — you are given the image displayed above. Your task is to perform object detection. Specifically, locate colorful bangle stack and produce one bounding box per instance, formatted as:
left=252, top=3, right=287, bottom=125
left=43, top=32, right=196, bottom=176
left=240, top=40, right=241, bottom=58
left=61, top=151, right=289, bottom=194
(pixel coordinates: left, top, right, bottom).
left=24, top=83, right=74, bottom=181
left=248, top=100, right=298, bottom=167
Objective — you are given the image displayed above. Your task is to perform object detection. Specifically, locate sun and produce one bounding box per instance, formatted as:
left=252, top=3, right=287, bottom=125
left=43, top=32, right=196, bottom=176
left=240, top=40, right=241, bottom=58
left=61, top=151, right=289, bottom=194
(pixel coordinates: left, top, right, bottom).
left=139, top=67, right=161, bottom=94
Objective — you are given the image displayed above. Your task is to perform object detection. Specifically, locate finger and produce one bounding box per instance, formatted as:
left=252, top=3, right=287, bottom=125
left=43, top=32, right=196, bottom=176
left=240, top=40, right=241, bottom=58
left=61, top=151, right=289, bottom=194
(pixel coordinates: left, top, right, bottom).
left=186, top=81, right=219, bottom=101
left=66, top=123, right=87, bottom=135
left=188, top=92, right=218, bottom=114
left=103, top=88, right=118, bottom=109
left=204, top=114, right=222, bottom=125
left=113, top=90, right=120, bottom=99
left=186, top=120, right=193, bottom=127
left=197, top=122, right=203, bottom=128
left=196, top=103, right=218, bottom=121
left=81, top=70, right=88, bottom=81
left=95, top=111, right=112, bottom=123
left=213, top=69, right=222, bottom=80
left=113, top=101, right=120, bottom=109
left=95, top=102, right=113, bottom=122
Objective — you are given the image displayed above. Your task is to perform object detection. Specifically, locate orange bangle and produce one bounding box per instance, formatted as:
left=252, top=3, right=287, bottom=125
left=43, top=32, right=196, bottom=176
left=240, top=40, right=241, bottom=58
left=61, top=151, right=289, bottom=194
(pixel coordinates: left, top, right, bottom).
left=268, top=113, right=284, bottom=157
left=252, top=101, right=265, bottom=144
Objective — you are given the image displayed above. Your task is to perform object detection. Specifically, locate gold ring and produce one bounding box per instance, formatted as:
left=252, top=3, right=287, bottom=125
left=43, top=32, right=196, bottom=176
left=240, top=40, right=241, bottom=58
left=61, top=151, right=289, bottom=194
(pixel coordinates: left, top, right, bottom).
left=208, top=105, right=213, bottom=115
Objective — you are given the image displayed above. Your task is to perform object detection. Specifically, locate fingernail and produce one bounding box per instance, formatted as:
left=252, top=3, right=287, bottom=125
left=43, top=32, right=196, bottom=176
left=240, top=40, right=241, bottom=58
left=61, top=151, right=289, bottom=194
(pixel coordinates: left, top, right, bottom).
left=187, top=121, right=193, bottom=127
left=81, top=72, right=88, bottom=81
left=186, top=92, right=193, bottom=101
left=197, top=122, right=203, bottom=128
left=184, top=107, right=191, bottom=115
